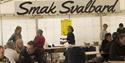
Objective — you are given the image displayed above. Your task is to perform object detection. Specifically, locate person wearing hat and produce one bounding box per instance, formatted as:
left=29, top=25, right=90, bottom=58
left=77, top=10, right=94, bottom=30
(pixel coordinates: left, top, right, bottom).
left=34, top=29, right=45, bottom=48
left=33, top=29, right=45, bottom=63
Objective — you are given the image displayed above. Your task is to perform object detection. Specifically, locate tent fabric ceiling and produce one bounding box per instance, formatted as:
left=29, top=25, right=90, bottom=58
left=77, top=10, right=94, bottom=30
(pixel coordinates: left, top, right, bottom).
left=0, top=0, right=125, bottom=14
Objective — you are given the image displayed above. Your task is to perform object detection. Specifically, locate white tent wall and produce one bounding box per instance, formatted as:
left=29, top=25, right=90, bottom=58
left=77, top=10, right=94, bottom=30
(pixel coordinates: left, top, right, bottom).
left=0, top=15, right=102, bottom=46
left=71, top=16, right=100, bottom=45
left=0, top=0, right=125, bottom=46
left=1, top=17, right=36, bottom=45
left=102, top=15, right=125, bottom=34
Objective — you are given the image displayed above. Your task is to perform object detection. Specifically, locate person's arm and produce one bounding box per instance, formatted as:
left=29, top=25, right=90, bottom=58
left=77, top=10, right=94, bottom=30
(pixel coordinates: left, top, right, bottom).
left=117, top=28, right=119, bottom=33
left=13, top=51, right=19, bottom=62
left=100, top=41, right=106, bottom=53
left=8, top=33, right=15, bottom=42
left=67, top=33, right=75, bottom=42
left=110, top=44, right=125, bottom=61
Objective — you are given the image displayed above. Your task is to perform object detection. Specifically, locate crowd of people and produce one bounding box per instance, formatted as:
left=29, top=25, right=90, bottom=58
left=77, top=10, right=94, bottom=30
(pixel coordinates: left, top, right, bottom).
left=0, top=26, right=46, bottom=63
left=0, top=25, right=75, bottom=63
left=99, top=23, right=125, bottom=62
left=1, top=22, right=125, bottom=63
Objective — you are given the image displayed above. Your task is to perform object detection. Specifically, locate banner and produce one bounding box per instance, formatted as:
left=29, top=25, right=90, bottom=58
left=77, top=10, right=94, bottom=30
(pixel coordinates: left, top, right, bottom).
left=15, top=0, right=120, bottom=15
left=61, top=19, right=72, bottom=36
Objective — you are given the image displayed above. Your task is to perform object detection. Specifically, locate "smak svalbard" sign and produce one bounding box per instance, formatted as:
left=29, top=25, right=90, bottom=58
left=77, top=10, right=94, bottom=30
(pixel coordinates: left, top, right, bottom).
left=15, top=0, right=120, bottom=15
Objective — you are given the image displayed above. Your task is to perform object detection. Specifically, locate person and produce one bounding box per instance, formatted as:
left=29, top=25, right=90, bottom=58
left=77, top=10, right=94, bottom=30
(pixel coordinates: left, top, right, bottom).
left=8, top=26, right=22, bottom=43
left=16, top=39, right=25, bottom=53
left=18, top=41, right=44, bottom=63
left=110, top=33, right=125, bottom=61
left=100, top=24, right=108, bottom=40
left=112, top=32, right=119, bottom=42
left=67, top=26, right=75, bottom=45
left=5, top=42, right=19, bottom=63
left=0, top=46, right=10, bottom=63
left=117, top=23, right=125, bottom=34
left=64, top=46, right=86, bottom=63
left=100, top=33, right=112, bottom=62
left=34, top=29, right=45, bottom=48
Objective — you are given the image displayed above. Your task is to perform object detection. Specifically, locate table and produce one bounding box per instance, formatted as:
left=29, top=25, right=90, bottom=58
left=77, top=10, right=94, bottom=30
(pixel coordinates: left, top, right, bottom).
left=109, top=61, right=125, bottom=63
left=85, top=51, right=100, bottom=55
left=44, top=47, right=66, bottom=63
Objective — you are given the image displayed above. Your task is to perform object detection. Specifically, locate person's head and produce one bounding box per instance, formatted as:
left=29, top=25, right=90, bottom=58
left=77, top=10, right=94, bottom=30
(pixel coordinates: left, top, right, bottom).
left=26, top=41, right=36, bottom=54
left=119, top=23, right=124, bottom=28
left=16, top=39, right=24, bottom=48
left=36, top=29, right=43, bottom=36
left=112, top=32, right=119, bottom=41
left=6, top=41, right=15, bottom=50
left=68, top=26, right=74, bottom=32
left=105, top=33, right=112, bottom=42
left=103, top=24, right=108, bottom=30
left=0, top=46, right=4, bottom=58
left=15, top=26, right=22, bottom=34
left=119, top=33, right=125, bottom=45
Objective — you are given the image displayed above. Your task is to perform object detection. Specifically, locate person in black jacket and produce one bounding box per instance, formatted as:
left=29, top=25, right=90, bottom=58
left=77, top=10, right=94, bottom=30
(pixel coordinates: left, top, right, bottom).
left=110, top=33, right=125, bottom=61
left=67, top=26, right=75, bottom=45
left=117, top=23, right=125, bottom=34
left=64, top=47, right=86, bottom=63
left=100, top=33, right=112, bottom=61
left=18, top=41, right=44, bottom=63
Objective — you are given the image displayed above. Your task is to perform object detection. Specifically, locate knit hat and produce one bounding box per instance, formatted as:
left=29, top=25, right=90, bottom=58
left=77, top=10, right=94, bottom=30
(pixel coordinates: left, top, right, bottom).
left=37, top=29, right=43, bottom=35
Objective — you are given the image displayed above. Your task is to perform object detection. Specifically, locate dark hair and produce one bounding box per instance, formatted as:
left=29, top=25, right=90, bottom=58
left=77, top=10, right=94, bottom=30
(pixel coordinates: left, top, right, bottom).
left=112, top=32, right=119, bottom=41
left=0, top=46, right=3, bottom=49
left=119, top=23, right=124, bottom=27
left=105, top=33, right=111, bottom=39
left=103, top=24, right=108, bottom=27
left=68, top=26, right=74, bottom=32
left=27, top=41, right=36, bottom=48
left=119, top=33, right=125, bottom=39
left=15, top=26, right=22, bottom=32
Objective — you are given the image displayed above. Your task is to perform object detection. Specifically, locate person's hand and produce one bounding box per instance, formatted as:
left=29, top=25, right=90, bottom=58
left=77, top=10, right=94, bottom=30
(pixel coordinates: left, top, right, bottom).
left=101, top=51, right=104, bottom=54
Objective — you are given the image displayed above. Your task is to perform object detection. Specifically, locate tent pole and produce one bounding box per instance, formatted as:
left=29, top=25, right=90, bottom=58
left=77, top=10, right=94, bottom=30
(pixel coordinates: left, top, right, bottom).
left=0, top=0, right=3, bottom=46
left=35, top=18, right=38, bottom=31
left=100, top=13, right=103, bottom=32
left=0, top=16, right=3, bottom=46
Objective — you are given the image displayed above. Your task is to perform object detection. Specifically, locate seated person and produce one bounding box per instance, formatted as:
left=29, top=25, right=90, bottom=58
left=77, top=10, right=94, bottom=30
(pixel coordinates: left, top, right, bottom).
left=0, top=46, right=10, bottom=63
left=16, top=39, right=25, bottom=53
left=5, top=42, right=19, bottom=63
left=110, top=33, right=125, bottom=61
left=18, top=41, right=44, bottom=63
left=100, top=33, right=112, bottom=61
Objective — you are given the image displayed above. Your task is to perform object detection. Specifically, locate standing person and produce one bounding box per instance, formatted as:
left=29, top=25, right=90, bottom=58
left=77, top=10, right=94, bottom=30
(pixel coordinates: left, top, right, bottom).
left=34, top=29, right=45, bottom=48
left=0, top=46, right=10, bottom=63
left=18, top=41, right=44, bottom=63
left=100, top=24, right=108, bottom=41
left=100, top=33, right=112, bottom=62
left=8, top=26, right=22, bottom=43
left=117, top=23, right=125, bottom=34
left=67, top=26, right=75, bottom=45
left=5, top=42, right=19, bottom=63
